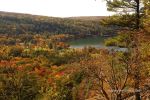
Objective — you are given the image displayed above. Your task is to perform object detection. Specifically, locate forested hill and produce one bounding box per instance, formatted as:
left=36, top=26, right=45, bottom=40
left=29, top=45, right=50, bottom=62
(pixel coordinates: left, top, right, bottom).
left=0, top=11, right=108, bottom=36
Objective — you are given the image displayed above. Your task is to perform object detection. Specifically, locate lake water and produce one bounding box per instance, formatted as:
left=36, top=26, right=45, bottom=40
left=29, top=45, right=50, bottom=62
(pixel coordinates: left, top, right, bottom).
left=67, top=36, right=127, bottom=52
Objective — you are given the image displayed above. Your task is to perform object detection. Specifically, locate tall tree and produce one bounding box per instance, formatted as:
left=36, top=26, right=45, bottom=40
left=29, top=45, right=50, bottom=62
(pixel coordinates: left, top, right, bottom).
left=104, top=0, right=144, bottom=100
left=143, top=0, right=150, bottom=33
left=106, top=0, right=141, bottom=29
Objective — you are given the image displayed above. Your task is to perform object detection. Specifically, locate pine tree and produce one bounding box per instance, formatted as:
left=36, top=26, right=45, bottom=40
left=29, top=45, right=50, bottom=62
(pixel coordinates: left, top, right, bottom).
left=106, top=0, right=140, bottom=29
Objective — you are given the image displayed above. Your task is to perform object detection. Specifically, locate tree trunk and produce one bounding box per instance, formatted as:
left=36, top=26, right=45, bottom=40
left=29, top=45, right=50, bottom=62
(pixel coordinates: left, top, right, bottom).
left=133, top=39, right=141, bottom=100
left=134, top=73, right=141, bottom=100
left=136, top=0, right=140, bottom=29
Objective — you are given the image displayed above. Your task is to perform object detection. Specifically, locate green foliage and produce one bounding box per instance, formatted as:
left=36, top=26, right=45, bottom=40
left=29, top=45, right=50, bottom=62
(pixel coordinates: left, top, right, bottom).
left=72, top=71, right=84, bottom=85
left=8, top=46, right=23, bottom=57
left=31, top=49, right=49, bottom=57
left=105, top=33, right=129, bottom=47
left=105, top=38, right=119, bottom=46
left=100, top=14, right=136, bottom=28
left=49, top=79, right=73, bottom=100
left=106, top=0, right=137, bottom=12
left=0, top=11, right=105, bottom=36
left=0, top=4, right=149, bottom=99
left=0, top=66, right=48, bottom=100
left=143, top=0, right=150, bottom=33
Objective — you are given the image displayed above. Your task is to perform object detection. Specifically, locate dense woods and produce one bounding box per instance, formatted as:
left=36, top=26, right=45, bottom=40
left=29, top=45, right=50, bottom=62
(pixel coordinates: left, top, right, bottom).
left=0, top=11, right=111, bottom=36
left=0, top=0, right=150, bottom=99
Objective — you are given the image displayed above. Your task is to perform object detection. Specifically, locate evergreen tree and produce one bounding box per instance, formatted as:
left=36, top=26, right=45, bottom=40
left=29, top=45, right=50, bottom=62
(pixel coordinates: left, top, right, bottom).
left=106, top=0, right=141, bottom=29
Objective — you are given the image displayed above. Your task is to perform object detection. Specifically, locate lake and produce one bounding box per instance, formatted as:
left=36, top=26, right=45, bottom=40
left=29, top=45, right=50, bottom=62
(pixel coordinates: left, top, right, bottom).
left=67, top=36, right=127, bottom=52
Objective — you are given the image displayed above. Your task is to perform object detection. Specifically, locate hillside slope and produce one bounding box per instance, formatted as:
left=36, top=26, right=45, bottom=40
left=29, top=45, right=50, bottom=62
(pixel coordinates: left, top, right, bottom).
left=0, top=11, right=107, bottom=36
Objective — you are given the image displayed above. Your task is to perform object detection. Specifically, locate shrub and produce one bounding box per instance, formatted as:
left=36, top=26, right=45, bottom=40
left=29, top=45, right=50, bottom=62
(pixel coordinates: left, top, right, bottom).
left=8, top=46, right=23, bottom=57
left=0, top=66, right=49, bottom=100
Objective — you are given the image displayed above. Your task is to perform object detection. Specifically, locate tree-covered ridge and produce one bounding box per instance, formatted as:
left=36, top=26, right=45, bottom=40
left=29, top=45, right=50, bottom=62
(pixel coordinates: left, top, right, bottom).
left=0, top=0, right=150, bottom=99
left=0, top=11, right=109, bottom=36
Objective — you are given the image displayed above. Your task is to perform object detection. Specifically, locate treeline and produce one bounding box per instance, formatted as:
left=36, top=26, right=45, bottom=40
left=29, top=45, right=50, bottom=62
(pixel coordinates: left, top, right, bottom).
left=0, top=11, right=111, bottom=36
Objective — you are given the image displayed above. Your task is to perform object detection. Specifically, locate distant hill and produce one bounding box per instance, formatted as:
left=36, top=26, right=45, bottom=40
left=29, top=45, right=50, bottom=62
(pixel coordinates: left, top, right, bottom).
left=0, top=11, right=109, bottom=36
left=0, top=11, right=107, bottom=20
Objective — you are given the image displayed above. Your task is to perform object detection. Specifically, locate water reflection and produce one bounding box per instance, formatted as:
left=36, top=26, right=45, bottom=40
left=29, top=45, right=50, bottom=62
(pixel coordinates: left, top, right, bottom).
left=68, top=36, right=127, bottom=52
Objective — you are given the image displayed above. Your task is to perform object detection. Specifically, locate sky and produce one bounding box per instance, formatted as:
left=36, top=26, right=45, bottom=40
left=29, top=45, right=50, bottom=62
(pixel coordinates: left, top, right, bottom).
left=0, top=0, right=113, bottom=17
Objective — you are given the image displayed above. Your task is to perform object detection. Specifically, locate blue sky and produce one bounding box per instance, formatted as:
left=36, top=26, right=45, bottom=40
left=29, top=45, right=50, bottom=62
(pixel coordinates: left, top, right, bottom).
left=0, top=0, right=113, bottom=17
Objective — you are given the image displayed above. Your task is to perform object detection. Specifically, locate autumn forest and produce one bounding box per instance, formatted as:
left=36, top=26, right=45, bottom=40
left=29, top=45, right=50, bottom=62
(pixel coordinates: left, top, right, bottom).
left=0, top=0, right=150, bottom=100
